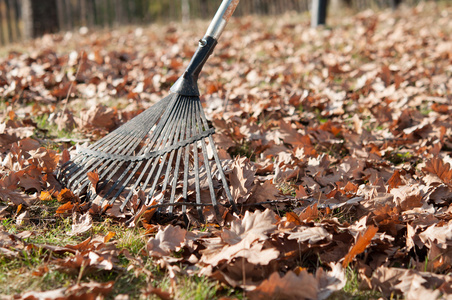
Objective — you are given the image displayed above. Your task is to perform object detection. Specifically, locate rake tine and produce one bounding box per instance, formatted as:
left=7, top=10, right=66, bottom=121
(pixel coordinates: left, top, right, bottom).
left=156, top=101, right=188, bottom=215
left=86, top=95, right=171, bottom=152
left=142, top=97, right=187, bottom=205
left=68, top=122, right=149, bottom=190
left=88, top=99, right=174, bottom=203
left=194, top=101, right=221, bottom=220
left=106, top=96, right=185, bottom=204
left=169, top=98, right=190, bottom=214
left=190, top=101, right=204, bottom=222
left=116, top=96, right=187, bottom=209
left=119, top=157, right=156, bottom=211
left=198, top=103, right=238, bottom=213
left=66, top=156, right=101, bottom=188
left=181, top=100, right=193, bottom=215
left=161, top=98, right=188, bottom=192
left=64, top=96, right=175, bottom=198
left=169, top=147, right=183, bottom=214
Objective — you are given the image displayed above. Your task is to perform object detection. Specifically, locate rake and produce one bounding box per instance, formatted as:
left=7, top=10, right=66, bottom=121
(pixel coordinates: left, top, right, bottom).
left=57, top=0, right=240, bottom=222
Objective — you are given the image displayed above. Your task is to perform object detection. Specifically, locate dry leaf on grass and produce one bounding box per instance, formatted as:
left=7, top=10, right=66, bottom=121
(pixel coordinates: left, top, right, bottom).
left=146, top=225, right=187, bottom=258
left=316, top=263, right=346, bottom=300
left=221, top=209, right=277, bottom=245
left=370, top=266, right=450, bottom=299
left=70, top=212, right=93, bottom=235
left=423, top=157, right=452, bottom=187
left=228, top=156, right=256, bottom=203
left=56, top=201, right=76, bottom=215
left=200, top=238, right=279, bottom=267
left=39, top=190, right=53, bottom=201
left=14, top=281, right=114, bottom=300
left=248, top=270, right=318, bottom=300
left=288, top=226, right=333, bottom=244
left=342, top=225, right=378, bottom=267
left=144, top=286, right=173, bottom=300
left=57, top=188, right=78, bottom=203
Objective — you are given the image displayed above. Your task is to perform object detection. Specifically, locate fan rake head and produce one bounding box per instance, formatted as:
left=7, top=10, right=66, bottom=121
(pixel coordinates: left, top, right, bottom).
left=57, top=93, right=237, bottom=222
left=58, top=0, right=241, bottom=222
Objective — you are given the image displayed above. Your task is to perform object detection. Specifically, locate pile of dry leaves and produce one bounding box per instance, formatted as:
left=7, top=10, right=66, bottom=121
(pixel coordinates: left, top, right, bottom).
left=1, top=2, right=452, bottom=299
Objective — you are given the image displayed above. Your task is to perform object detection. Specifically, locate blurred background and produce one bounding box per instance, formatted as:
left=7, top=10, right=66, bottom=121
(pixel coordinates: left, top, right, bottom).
left=0, top=0, right=431, bottom=45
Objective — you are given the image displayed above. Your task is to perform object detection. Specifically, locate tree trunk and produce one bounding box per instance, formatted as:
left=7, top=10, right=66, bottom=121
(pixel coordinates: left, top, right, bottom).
left=80, top=0, right=87, bottom=26
left=64, top=0, right=72, bottom=30
left=311, top=0, right=328, bottom=27
left=181, top=0, right=189, bottom=23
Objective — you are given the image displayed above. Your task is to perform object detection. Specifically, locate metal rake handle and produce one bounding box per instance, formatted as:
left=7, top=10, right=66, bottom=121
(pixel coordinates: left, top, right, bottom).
left=170, top=0, right=240, bottom=96
left=205, top=0, right=240, bottom=40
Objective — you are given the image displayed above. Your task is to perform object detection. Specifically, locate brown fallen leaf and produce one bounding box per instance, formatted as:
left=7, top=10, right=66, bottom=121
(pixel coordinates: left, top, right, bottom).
left=60, top=149, right=71, bottom=164
left=221, top=209, right=277, bottom=245
left=201, top=238, right=280, bottom=267
left=248, top=180, right=280, bottom=204
left=387, top=169, right=403, bottom=192
left=295, top=184, right=308, bottom=198
left=285, top=212, right=302, bottom=225
left=316, top=263, right=347, bottom=300
left=0, top=206, right=9, bottom=219
left=32, top=265, right=49, bottom=277
left=0, top=186, right=35, bottom=206
left=87, top=169, right=99, bottom=183
left=70, top=212, right=93, bottom=235
left=228, top=156, right=256, bottom=203
left=370, top=266, right=450, bottom=299
left=248, top=270, right=318, bottom=300
left=14, top=281, right=114, bottom=300
left=422, top=157, right=452, bottom=187
left=57, top=188, right=78, bottom=203
left=39, top=190, right=53, bottom=201
left=56, top=201, right=75, bottom=215
left=288, top=226, right=333, bottom=244
left=28, top=147, right=60, bottom=173
left=298, top=203, right=318, bottom=222
left=144, top=286, right=173, bottom=300
left=104, top=231, right=116, bottom=243
left=146, top=225, right=187, bottom=258
left=390, top=185, right=423, bottom=211
left=342, top=225, right=378, bottom=267
left=18, top=173, right=42, bottom=192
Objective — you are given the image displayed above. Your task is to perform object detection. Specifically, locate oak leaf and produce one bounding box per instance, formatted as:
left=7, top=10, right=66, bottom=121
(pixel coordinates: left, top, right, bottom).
left=342, top=225, right=378, bottom=267
left=146, top=225, right=187, bottom=258
left=316, top=263, right=346, bottom=300
left=228, top=156, right=256, bottom=203
left=70, top=212, right=93, bottom=235
left=28, top=147, right=60, bottom=173
left=422, top=157, right=452, bottom=187
left=57, top=188, right=78, bottom=203
left=288, top=226, right=332, bottom=244
left=298, top=203, right=318, bottom=222
left=248, top=270, right=318, bottom=300
left=222, top=209, right=277, bottom=245
left=56, top=201, right=75, bottom=215
left=39, top=191, right=53, bottom=201
left=14, top=281, right=114, bottom=300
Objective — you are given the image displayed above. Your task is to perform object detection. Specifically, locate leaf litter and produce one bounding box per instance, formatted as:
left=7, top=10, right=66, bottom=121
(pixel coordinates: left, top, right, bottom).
left=0, top=2, right=452, bottom=299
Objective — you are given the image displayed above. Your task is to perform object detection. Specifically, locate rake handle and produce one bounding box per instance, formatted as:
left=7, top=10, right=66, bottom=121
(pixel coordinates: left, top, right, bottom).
left=170, top=0, right=240, bottom=96
left=205, top=0, right=240, bottom=40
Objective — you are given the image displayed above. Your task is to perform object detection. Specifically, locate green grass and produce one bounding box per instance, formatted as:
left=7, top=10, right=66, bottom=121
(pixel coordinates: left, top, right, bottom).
left=0, top=202, right=242, bottom=299
left=33, top=114, right=82, bottom=142
left=327, top=267, right=383, bottom=300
